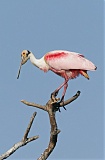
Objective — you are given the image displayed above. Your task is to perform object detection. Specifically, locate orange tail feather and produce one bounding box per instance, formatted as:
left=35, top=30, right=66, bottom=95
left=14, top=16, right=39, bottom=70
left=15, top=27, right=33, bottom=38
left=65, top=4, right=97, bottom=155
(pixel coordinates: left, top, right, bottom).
left=80, top=70, right=89, bottom=80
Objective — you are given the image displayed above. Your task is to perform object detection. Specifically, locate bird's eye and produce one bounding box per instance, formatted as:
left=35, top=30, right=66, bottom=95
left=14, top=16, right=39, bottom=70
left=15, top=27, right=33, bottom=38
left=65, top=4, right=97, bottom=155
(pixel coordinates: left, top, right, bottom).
left=21, top=52, right=26, bottom=57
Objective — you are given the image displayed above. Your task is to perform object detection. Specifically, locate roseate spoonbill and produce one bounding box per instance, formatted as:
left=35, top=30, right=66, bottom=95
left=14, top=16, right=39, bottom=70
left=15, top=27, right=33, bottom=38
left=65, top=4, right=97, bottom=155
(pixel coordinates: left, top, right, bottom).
left=17, top=50, right=97, bottom=101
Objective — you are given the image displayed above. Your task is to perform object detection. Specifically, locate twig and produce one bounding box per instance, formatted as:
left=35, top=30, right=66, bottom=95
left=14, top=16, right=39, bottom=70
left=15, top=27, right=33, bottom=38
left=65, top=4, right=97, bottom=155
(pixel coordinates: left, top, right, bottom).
left=0, top=112, right=39, bottom=160
left=21, top=100, right=46, bottom=111
left=23, top=112, right=37, bottom=140
left=60, top=90, right=81, bottom=107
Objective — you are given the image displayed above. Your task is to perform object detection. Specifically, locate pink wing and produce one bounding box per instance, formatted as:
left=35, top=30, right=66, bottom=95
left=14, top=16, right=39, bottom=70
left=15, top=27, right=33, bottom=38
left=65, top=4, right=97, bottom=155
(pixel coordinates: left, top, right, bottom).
left=44, top=50, right=96, bottom=71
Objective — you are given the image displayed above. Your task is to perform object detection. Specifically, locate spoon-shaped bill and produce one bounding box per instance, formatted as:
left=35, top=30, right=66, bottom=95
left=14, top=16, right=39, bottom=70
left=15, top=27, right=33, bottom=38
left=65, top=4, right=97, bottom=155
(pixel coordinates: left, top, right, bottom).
left=17, top=63, right=22, bottom=79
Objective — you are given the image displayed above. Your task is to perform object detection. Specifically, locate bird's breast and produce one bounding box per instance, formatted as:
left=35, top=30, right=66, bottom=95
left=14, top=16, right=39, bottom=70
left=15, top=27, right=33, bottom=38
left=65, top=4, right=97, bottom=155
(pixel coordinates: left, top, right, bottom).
left=38, top=57, right=50, bottom=72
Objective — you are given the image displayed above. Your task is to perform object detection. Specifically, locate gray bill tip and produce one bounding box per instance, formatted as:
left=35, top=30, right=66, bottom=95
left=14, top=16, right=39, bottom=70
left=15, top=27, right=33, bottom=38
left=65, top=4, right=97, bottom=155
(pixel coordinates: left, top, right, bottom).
left=17, top=63, right=22, bottom=79
left=17, top=69, right=20, bottom=79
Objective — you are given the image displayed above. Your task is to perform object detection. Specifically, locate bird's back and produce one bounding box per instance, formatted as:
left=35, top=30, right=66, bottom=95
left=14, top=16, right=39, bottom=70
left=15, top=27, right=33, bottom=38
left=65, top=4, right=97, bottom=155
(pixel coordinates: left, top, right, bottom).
left=44, top=50, right=96, bottom=71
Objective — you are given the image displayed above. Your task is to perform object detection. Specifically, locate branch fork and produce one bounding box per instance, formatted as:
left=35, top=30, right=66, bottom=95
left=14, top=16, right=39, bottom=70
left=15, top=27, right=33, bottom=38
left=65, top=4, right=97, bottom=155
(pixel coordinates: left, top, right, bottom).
left=0, top=112, right=39, bottom=160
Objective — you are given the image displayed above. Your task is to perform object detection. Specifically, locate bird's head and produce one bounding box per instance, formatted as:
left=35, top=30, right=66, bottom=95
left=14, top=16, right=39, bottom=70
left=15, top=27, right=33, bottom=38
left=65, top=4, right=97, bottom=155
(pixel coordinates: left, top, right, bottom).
left=17, top=50, right=31, bottom=79
left=21, top=50, right=31, bottom=65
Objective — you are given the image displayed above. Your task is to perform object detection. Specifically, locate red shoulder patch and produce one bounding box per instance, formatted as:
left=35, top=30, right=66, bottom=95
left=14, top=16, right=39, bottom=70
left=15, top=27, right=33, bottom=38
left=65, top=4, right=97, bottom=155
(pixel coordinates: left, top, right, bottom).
left=45, top=52, right=67, bottom=60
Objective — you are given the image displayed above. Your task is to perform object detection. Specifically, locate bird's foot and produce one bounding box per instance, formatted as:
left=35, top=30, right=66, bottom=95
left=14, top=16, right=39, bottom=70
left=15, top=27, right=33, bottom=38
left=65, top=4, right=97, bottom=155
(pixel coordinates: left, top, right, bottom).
left=50, top=91, right=66, bottom=111
left=51, top=90, right=59, bottom=97
left=51, top=90, right=59, bottom=103
left=51, top=92, right=59, bottom=103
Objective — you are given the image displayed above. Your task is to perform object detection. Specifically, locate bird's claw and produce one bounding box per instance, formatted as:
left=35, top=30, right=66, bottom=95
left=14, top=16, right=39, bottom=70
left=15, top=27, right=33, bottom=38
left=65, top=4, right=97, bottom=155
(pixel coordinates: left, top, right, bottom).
left=51, top=90, right=60, bottom=102
left=51, top=92, right=66, bottom=111
left=51, top=90, right=59, bottom=97
left=51, top=94, right=60, bottom=103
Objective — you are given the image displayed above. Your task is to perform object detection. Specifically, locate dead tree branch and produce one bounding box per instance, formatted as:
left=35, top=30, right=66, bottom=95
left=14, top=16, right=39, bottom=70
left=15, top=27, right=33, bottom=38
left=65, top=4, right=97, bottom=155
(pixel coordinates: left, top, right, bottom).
left=21, top=91, right=80, bottom=110
left=21, top=91, right=80, bottom=160
left=21, top=101, right=46, bottom=111
left=0, top=91, right=80, bottom=160
left=59, top=90, right=80, bottom=107
left=0, top=112, right=39, bottom=160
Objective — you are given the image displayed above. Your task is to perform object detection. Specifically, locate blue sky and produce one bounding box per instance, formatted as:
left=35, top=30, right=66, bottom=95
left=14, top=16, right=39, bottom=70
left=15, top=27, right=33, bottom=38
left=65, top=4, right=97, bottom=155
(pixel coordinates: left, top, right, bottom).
left=0, top=0, right=104, bottom=160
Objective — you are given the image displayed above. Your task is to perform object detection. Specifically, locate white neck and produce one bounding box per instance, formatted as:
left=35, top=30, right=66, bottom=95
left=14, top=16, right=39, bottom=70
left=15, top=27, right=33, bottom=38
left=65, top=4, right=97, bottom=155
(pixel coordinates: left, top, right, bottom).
left=29, top=52, right=39, bottom=68
left=28, top=52, right=49, bottom=71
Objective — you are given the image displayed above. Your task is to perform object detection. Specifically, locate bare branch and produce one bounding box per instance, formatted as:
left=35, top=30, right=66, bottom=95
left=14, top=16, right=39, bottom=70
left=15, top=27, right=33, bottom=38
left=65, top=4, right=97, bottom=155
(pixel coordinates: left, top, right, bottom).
left=23, top=112, right=37, bottom=141
left=0, top=112, right=39, bottom=160
left=21, top=100, right=46, bottom=111
left=60, top=90, right=81, bottom=107
left=21, top=91, right=81, bottom=111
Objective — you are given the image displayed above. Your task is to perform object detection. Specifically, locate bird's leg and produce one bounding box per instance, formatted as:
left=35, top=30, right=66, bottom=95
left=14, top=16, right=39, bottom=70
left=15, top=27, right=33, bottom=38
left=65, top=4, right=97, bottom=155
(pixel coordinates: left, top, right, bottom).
left=51, top=79, right=68, bottom=97
left=61, top=82, right=68, bottom=101
left=60, top=83, right=68, bottom=110
left=51, top=79, right=69, bottom=103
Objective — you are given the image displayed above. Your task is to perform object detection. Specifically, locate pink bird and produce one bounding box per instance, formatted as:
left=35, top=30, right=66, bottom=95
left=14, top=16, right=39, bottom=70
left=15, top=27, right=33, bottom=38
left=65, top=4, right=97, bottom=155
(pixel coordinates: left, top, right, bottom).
left=17, top=50, right=97, bottom=101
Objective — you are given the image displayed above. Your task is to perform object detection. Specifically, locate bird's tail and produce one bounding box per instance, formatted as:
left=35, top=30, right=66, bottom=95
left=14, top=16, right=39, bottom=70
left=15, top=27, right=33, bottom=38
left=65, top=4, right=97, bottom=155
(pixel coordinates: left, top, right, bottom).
left=80, top=70, right=89, bottom=80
